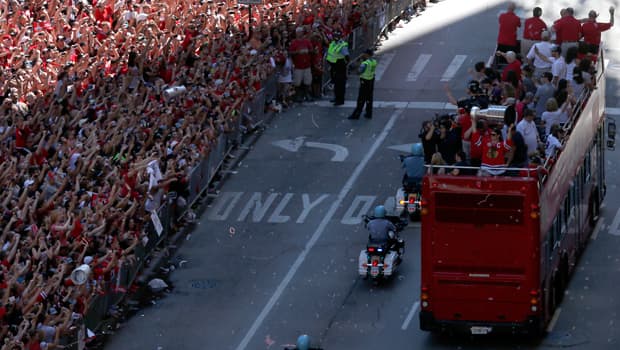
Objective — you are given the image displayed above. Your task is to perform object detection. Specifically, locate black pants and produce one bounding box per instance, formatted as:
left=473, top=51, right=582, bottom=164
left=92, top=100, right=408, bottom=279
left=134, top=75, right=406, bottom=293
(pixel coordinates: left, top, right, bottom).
left=330, top=60, right=347, bottom=103
left=351, top=78, right=374, bottom=117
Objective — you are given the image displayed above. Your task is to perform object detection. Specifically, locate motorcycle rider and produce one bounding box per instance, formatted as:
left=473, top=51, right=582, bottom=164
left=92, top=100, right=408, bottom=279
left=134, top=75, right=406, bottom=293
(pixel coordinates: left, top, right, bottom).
left=401, top=143, right=426, bottom=192
left=366, top=205, right=399, bottom=251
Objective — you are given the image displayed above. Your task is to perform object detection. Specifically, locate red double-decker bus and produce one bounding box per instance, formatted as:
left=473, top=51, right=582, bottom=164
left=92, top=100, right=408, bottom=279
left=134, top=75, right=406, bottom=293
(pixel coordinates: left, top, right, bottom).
left=419, top=55, right=607, bottom=335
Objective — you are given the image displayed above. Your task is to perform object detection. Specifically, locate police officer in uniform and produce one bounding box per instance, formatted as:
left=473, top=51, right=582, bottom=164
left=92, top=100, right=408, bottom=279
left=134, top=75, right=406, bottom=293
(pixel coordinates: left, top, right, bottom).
left=348, top=49, right=377, bottom=119
left=326, top=31, right=349, bottom=106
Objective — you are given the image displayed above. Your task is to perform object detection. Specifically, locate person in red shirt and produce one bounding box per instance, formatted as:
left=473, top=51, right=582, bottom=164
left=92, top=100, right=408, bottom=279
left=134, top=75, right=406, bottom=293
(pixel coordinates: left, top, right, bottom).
left=553, top=7, right=582, bottom=53
left=522, top=7, right=547, bottom=55
left=289, top=26, right=314, bottom=102
left=466, top=116, right=490, bottom=168
left=497, top=50, right=522, bottom=82
left=581, top=7, right=615, bottom=54
left=478, top=126, right=513, bottom=176
left=310, top=30, right=325, bottom=98
left=497, top=2, right=521, bottom=55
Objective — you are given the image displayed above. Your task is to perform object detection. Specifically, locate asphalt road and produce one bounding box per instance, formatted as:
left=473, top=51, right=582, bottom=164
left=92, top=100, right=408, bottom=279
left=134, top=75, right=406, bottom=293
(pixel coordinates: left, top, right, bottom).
left=106, top=0, right=620, bottom=349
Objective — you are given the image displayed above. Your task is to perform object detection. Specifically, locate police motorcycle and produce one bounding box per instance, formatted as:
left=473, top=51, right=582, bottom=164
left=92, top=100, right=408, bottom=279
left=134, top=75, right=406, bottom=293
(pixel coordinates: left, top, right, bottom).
left=358, top=206, right=407, bottom=282
left=395, top=143, right=425, bottom=221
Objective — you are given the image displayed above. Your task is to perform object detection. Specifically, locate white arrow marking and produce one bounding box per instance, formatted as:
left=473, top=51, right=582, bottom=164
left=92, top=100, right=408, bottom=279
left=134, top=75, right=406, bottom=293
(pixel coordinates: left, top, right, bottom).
left=608, top=208, right=620, bottom=236
left=271, top=136, right=305, bottom=152
left=305, top=142, right=349, bottom=161
left=388, top=143, right=416, bottom=153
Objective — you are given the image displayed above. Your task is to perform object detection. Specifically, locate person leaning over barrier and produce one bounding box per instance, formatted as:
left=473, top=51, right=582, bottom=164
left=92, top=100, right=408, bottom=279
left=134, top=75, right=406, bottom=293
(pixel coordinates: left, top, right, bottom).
left=348, top=48, right=377, bottom=119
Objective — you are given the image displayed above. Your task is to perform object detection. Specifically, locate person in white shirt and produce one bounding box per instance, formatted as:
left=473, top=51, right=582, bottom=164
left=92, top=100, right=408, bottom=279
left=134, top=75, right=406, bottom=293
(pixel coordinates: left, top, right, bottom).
left=550, top=46, right=567, bottom=87
left=564, top=46, right=578, bottom=83
left=534, top=45, right=566, bottom=87
left=541, top=97, right=570, bottom=135
left=545, top=124, right=564, bottom=158
left=516, top=108, right=540, bottom=156
left=526, top=30, right=553, bottom=77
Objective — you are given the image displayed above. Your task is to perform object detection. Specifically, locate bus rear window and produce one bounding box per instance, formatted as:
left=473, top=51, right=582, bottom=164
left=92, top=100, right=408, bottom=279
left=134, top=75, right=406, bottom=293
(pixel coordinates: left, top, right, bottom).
left=434, top=193, right=525, bottom=225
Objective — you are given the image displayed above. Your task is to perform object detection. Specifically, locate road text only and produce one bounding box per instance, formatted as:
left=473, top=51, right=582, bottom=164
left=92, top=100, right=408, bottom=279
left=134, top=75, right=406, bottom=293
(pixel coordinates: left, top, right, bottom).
left=206, top=191, right=393, bottom=224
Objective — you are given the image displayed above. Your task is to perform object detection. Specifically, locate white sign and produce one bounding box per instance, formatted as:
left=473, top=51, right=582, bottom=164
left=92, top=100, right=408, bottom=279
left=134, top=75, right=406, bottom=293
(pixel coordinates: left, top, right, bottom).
left=151, top=211, right=164, bottom=237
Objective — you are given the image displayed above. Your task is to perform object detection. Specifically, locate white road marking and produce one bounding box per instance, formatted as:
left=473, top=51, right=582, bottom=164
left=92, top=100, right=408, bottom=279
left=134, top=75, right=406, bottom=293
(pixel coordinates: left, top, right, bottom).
left=487, top=53, right=495, bottom=68
left=234, top=109, right=404, bottom=350
left=406, top=54, right=432, bottom=82
left=401, top=301, right=420, bottom=330
left=591, top=217, right=604, bottom=240
left=440, top=55, right=467, bottom=82
left=375, top=52, right=396, bottom=81
left=546, top=307, right=562, bottom=333
left=305, top=141, right=349, bottom=161
left=607, top=208, right=620, bottom=236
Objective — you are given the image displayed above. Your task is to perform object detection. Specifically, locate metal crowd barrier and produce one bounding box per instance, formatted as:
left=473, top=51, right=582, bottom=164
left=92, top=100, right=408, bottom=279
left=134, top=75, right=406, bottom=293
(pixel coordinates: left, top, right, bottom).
left=65, top=5, right=403, bottom=347
left=322, top=0, right=413, bottom=92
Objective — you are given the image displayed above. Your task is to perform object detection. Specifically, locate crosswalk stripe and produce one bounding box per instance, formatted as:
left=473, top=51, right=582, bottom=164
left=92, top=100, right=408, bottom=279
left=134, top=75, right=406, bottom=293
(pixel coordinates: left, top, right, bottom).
left=440, top=55, right=467, bottom=82
left=375, top=52, right=395, bottom=81
left=406, top=54, right=432, bottom=82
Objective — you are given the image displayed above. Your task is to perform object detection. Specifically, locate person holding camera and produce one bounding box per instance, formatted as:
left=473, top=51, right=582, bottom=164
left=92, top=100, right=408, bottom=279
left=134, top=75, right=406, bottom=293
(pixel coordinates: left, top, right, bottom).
left=420, top=120, right=439, bottom=164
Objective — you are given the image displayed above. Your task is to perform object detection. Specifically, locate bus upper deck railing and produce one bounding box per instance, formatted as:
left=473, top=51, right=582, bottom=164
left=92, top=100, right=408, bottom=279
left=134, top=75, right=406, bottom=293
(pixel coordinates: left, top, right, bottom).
left=425, top=164, right=543, bottom=176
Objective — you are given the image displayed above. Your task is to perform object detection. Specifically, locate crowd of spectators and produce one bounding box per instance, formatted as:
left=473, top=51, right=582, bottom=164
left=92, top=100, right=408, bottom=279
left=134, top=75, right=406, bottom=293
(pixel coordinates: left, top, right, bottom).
left=0, top=0, right=392, bottom=348
left=428, top=2, right=612, bottom=177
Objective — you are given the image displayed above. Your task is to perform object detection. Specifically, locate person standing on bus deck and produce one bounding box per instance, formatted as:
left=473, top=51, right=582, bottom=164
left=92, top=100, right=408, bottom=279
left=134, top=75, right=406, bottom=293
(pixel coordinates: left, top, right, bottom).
left=496, top=51, right=521, bottom=82
left=497, top=1, right=521, bottom=59
left=522, top=7, right=547, bottom=57
left=477, top=126, right=513, bottom=176
left=553, top=7, right=582, bottom=54
left=348, top=49, right=377, bottom=119
left=516, top=108, right=540, bottom=157
left=581, top=7, right=615, bottom=55
left=526, top=30, right=553, bottom=77
left=326, top=31, right=349, bottom=106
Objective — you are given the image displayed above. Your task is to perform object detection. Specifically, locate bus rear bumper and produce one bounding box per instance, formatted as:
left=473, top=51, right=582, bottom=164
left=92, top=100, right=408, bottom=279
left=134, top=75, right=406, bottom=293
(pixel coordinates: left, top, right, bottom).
left=419, top=310, right=543, bottom=336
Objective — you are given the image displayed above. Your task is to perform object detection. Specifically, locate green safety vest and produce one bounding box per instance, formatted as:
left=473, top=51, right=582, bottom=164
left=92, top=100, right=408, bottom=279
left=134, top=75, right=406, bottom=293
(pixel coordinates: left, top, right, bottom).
left=326, top=41, right=348, bottom=63
left=360, top=58, right=377, bottom=80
